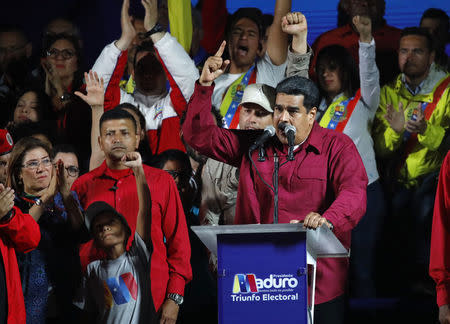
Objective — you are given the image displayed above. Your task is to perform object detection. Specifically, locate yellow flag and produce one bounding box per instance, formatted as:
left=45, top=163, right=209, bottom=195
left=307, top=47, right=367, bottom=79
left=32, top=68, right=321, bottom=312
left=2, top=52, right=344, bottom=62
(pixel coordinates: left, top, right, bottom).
left=168, top=0, right=193, bottom=53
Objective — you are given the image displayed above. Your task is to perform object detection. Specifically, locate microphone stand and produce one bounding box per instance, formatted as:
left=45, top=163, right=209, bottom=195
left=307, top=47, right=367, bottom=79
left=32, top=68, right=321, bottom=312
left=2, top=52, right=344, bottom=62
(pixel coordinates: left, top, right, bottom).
left=273, top=152, right=279, bottom=224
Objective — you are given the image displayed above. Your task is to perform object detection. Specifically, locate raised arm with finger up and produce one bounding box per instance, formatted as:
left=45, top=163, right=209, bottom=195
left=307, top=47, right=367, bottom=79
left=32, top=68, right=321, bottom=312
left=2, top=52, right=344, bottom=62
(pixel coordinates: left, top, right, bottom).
left=199, top=41, right=230, bottom=86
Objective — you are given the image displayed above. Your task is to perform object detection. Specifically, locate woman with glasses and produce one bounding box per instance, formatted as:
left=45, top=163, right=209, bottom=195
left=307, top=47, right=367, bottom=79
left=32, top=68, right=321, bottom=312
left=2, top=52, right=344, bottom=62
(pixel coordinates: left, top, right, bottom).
left=6, top=137, right=86, bottom=323
left=38, top=33, right=92, bottom=171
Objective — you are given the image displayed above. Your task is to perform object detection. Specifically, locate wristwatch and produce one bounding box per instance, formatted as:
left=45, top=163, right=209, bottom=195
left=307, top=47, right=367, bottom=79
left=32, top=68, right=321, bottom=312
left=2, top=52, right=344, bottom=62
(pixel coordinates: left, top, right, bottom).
left=144, top=23, right=164, bottom=38
left=60, top=92, right=72, bottom=102
left=35, top=198, right=43, bottom=206
left=167, top=293, right=184, bottom=305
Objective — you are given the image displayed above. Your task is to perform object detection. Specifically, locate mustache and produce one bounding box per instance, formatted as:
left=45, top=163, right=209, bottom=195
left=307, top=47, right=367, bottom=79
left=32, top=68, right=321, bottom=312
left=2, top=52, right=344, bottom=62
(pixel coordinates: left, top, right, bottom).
left=111, top=143, right=127, bottom=150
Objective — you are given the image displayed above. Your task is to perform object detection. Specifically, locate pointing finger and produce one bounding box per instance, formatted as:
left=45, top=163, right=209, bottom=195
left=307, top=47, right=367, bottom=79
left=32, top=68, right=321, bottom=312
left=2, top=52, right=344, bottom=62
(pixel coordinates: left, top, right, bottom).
left=214, top=40, right=227, bottom=57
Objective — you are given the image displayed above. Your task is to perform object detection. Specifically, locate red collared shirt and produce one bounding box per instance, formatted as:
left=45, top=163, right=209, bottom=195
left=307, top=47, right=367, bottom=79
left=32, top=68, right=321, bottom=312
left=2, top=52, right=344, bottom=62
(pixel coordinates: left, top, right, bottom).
left=182, top=83, right=368, bottom=304
left=72, top=162, right=192, bottom=311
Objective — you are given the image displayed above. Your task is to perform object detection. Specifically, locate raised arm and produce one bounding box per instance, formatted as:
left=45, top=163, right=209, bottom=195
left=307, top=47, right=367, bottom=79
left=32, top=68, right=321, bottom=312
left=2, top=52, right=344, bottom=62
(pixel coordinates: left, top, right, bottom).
left=183, top=42, right=252, bottom=167
left=354, top=15, right=380, bottom=113
left=75, top=71, right=106, bottom=171
left=283, top=12, right=312, bottom=78
left=266, top=0, right=291, bottom=65
left=122, top=152, right=152, bottom=244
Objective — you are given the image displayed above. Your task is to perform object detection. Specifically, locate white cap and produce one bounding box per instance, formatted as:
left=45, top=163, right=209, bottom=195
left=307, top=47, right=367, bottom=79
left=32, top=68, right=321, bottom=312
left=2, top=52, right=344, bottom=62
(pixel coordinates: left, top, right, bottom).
left=240, top=83, right=276, bottom=113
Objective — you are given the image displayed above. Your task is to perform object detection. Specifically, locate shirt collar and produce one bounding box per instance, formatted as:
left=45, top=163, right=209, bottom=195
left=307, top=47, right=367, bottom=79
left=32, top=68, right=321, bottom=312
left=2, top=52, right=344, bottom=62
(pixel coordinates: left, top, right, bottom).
left=401, top=74, right=426, bottom=95
left=95, top=160, right=133, bottom=180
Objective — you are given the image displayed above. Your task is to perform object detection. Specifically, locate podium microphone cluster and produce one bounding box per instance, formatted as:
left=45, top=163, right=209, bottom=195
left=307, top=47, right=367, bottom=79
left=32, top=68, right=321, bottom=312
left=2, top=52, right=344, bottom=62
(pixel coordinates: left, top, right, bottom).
left=278, top=122, right=296, bottom=161
left=249, top=125, right=276, bottom=152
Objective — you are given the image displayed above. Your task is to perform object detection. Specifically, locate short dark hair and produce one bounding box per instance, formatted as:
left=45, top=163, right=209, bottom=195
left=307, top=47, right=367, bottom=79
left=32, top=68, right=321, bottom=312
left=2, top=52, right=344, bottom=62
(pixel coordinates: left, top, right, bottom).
left=420, top=8, right=449, bottom=31
left=400, top=27, right=434, bottom=52
left=316, top=45, right=359, bottom=99
left=227, top=7, right=265, bottom=40
left=114, top=103, right=146, bottom=132
left=99, top=109, right=137, bottom=134
left=151, top=149, right=192, bottom=175
left=133, top=40, right=155, bottom=68
left=275, top=76, right=320, bottom=112
left=53, top=143, right=78, bottom=156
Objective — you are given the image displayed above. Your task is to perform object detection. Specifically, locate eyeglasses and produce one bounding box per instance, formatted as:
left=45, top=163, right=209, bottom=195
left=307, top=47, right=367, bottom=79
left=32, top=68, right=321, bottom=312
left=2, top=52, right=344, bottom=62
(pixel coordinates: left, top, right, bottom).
left=22, top=157, right=52, bottom=170
left=65, top=165, right=79, bottom=177
left=164, top=170, right=188, bottom=180
left=46, top=48, right=76, bottom=60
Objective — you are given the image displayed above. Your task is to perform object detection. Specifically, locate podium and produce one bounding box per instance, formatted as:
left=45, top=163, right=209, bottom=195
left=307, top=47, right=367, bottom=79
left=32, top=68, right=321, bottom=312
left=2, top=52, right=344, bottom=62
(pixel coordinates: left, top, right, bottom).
left=191, top=223, right=349, bottom=324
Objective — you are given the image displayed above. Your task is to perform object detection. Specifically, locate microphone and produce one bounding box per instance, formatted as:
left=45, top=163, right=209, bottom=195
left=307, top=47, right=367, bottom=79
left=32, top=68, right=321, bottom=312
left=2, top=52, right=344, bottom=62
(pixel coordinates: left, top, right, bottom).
left=249, top=125, right=276, bottom=152
left=278, top=123, right=296, bottom=161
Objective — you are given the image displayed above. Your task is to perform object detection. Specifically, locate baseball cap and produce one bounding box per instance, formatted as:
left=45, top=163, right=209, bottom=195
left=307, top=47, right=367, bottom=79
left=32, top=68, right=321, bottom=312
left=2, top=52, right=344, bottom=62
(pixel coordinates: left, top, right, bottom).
left=0, top=129, right=14, bottom=156
left=240, top=83, right=276, bottom=113
left=85, top=201, right=131, bottom=238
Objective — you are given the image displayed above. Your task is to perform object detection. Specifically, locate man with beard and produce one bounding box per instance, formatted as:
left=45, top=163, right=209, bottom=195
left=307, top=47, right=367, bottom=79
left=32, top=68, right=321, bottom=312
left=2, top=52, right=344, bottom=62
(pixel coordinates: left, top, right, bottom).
left=93, top=0, right=198, bottom=155
left=373, top=27, right=449, bottom=292
left=72, top=108, right=191, bottom=323
left=0, top=25, right=33, bottom=124
left=311, top=0, right=401, bottom=85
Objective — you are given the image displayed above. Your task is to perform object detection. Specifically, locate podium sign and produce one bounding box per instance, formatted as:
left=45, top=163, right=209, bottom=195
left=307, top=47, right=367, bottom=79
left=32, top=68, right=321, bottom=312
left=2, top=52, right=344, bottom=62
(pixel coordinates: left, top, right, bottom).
left=217, top=231, right=308, bottom=324
left=192, top=223, right=348, bottom=324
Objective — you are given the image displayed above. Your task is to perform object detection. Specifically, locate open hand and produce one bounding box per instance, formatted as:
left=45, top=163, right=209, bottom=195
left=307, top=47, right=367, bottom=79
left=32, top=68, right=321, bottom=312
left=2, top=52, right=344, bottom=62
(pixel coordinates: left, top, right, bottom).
left=116, top=0, right=136, bottom=51
left=353, top=15, right=372, bottom=43
left=405, top=103, right=427, bottom=135
left=199, top=41, right=230, bottom=86
left=385, top=102, right=406, bottom=134
left=75, top=70, right=105, bottom=108
left=41, top=164, right=58, bottom=205
left=55, top=159, right=71, bottom=198
left=122, top=151, right=143, bottom=169
left=0, top=184, right=15, bottom=219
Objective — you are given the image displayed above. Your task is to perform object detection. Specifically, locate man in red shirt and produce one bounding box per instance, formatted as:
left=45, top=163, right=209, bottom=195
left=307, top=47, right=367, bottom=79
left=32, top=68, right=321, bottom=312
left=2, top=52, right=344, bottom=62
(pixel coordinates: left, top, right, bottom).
left=311, top=0, right=401, bottom=85
left=429, top=151, right=450, bottom=324
left=182, top=44, right=367, bottom=324
left=72, top=109, right=191, bottom=323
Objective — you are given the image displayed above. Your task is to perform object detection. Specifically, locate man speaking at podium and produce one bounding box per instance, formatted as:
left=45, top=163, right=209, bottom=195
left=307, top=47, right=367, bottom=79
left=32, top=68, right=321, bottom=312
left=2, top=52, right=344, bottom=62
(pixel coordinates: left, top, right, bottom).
left=182, top=41, right=368, bottom=324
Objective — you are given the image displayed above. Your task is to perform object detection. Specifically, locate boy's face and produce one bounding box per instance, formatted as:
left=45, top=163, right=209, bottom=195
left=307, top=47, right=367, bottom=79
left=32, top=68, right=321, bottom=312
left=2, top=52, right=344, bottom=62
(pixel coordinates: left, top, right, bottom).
left=93, top=212, right=126, bottom=249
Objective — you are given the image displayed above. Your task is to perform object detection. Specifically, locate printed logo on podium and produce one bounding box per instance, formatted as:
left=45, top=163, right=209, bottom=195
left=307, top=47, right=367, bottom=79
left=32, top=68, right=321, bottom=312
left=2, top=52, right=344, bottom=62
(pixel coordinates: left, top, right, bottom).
left=233, top=274, right=258, bottom=293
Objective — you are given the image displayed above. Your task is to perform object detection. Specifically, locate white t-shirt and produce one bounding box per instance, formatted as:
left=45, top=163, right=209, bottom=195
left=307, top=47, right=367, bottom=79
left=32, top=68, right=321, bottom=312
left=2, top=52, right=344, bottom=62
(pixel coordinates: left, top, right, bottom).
left=85, top=233, right=156, bottom=324
left=212, top=53, right=287, bottom=115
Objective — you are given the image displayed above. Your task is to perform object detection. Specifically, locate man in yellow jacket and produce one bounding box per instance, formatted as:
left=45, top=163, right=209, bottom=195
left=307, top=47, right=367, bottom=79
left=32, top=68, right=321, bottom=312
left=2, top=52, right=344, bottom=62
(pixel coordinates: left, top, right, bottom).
left=373, top=26, right=449, bottom=294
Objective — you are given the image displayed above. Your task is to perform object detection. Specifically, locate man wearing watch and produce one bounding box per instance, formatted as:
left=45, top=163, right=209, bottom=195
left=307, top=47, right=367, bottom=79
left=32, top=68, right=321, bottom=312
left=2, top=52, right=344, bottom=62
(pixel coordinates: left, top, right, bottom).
left=92, top=0, right=199, bottom=156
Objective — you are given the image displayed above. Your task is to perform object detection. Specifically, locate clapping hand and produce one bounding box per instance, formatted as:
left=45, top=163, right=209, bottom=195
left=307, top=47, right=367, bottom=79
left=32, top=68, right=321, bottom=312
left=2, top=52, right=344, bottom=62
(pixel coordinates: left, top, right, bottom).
left=199, top=41, right=230, bottom=86
left=385, top=102, right=406, bottom=134
left=0, top=184, right=14, bottom=220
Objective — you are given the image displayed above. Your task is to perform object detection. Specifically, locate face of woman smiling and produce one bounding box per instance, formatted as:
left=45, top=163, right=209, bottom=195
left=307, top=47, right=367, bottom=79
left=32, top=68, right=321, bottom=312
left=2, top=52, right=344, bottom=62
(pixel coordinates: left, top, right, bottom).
left=20, top=147, right=53, bottom=196
left=14, top=91, right=39, bottom=123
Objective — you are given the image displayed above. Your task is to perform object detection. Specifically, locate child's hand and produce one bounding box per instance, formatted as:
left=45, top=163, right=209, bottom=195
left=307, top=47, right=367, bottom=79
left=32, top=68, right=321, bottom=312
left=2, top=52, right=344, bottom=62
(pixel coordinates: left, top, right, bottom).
left=122, top=152, right=143, bottom=169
